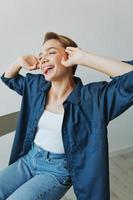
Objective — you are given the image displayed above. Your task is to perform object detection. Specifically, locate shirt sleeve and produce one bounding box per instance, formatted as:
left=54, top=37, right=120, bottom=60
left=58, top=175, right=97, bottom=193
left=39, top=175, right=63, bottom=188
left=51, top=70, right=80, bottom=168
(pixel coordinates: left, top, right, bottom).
left=99, top=60, right=133, bottom=125
left=122, top=60, right=133, bottom=65
left=1, top=72, right=25, bottom=95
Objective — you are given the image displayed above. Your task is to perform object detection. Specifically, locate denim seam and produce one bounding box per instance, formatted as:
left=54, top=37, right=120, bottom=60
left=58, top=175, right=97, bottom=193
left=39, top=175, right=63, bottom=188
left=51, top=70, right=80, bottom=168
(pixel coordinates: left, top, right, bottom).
left=36, top=183, right=57, bottom=200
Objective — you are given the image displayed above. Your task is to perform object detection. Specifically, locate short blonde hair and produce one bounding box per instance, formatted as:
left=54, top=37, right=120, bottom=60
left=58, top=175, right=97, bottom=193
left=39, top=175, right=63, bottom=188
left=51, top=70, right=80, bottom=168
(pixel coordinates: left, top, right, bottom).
left=43, top=32, right=78, bottom=75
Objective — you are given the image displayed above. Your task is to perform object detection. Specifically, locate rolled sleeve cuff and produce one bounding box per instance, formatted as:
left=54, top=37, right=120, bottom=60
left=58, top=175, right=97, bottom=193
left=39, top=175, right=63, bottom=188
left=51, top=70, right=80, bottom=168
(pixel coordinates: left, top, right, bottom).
left=110, top=70, right=133, bottom=93
left=1, top=72, right=22, bottom=83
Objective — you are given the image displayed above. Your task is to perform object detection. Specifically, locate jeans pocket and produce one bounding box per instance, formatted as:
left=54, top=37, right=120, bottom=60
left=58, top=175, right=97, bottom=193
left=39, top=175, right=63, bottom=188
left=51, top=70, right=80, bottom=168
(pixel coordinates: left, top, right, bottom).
left=50, top=158, right=69, bottom=172
left=47, top=156, right=67, bottom=164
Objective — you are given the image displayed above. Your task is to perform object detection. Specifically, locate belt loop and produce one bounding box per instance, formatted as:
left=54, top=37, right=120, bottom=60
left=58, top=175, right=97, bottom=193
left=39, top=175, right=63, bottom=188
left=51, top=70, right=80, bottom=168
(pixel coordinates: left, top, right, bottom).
left=46, top=151, right=49, bottom=160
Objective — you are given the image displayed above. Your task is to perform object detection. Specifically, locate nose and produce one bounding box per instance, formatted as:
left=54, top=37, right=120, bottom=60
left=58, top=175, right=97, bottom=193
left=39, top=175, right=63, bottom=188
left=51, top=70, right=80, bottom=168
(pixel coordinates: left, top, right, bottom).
left=40, top=56, right=49, bottom=64
left=38, top=55, right=50, bottom=70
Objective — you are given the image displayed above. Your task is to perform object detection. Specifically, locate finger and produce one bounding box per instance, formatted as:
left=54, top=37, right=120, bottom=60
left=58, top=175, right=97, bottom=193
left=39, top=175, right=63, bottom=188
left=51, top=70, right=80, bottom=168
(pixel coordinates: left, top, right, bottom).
left=65, top=49, right=72, bottom=53
left=29, top=65, right=36, bottom=70
left=35, top=60, right=42, bottom=69
left=65, top=49, right=73, bottom=56
left=30, top=60, right=39, bottom=70
left=34, top=64, right=39, bottom=70
left=66, top=46, right=76, bottom=51
left=36, top=63, right=41, bottom=69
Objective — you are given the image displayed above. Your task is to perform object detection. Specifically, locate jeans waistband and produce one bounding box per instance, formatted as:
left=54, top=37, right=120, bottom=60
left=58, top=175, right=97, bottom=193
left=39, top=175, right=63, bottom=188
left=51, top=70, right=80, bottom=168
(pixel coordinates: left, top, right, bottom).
left=31, top=142, right=66, bottom=159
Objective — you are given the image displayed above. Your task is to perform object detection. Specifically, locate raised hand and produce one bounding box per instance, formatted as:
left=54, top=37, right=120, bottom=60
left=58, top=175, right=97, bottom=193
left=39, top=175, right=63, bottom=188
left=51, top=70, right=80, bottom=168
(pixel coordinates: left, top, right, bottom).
left=17, top=55, right=40, bottom=71
left=61, top=47, right=85, bottom=67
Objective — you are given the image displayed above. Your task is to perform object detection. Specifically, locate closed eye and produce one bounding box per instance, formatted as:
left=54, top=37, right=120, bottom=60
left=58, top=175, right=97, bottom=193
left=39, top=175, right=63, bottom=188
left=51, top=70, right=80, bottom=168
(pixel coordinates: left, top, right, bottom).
left=49, top=51, right=56, bottom=54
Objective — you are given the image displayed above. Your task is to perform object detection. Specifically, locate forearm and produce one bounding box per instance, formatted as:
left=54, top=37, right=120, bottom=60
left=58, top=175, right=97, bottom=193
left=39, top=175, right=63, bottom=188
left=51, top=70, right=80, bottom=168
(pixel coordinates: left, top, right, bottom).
left=81, top=52, right=133, bottom=77
left=4, top=63, right=22, bottom=78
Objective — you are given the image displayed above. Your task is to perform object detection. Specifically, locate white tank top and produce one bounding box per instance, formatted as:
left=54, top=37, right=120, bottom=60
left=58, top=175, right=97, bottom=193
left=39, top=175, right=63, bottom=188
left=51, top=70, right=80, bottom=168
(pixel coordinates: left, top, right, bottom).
left=34, top=109, right=65, bottom=153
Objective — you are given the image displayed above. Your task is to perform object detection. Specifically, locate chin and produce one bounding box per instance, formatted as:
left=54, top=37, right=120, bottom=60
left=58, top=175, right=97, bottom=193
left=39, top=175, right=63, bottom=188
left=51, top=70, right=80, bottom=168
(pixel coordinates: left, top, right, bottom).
left=43, top=73, right=56, bottom=82
left=43, top=71, right=67, bottom=82
left=43, top=75, right=52, bottom=81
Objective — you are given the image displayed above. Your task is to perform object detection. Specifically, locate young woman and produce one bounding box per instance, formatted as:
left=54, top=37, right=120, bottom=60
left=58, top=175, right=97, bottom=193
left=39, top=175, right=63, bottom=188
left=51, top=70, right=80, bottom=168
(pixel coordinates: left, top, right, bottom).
left=0, top=32, right=133, bottom=200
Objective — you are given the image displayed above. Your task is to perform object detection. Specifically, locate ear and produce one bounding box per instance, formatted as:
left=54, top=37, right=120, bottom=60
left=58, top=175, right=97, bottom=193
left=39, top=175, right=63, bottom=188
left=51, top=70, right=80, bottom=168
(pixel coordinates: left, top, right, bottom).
left=65, top=51, right=69, bottom=59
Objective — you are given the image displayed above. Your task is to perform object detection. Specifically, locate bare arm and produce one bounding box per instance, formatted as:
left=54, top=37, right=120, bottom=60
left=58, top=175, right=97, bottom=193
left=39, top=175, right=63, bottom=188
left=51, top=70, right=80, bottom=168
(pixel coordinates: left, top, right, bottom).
left=79, top=52, right=132, bottom=77
left=4, top=55, right=40, bottom=78
left=4, top=63, right=22, bottom=78
left=62, top=47, right=133, bottom=77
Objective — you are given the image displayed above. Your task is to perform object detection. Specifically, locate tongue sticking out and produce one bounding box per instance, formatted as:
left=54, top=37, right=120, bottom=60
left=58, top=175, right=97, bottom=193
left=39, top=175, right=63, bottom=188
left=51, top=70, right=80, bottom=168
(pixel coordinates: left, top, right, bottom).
left=45, top=67, right=54, bottom=74
left=45, top=68, right=49, bottom=74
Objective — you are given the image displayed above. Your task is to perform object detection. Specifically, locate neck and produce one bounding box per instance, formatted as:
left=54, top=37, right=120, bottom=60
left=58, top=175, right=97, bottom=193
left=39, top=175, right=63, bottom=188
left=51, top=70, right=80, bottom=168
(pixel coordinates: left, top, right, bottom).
left=49, top=76, right=76, bottom=101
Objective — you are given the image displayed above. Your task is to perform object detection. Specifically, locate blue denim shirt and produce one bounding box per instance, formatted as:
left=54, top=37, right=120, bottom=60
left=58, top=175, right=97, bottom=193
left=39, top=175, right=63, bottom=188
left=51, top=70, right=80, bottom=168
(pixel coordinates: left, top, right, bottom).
left=1, top=60, right=133, bottom=200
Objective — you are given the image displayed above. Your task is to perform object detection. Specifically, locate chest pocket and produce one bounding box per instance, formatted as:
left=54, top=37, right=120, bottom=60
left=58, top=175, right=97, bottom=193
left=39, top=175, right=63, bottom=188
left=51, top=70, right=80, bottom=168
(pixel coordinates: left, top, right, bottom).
left=74, top=121, right=107, bottom=153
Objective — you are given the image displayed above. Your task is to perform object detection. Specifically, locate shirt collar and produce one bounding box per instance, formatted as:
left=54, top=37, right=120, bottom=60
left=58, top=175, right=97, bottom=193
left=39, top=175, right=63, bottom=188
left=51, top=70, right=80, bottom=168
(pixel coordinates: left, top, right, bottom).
left=40, top=76, right=83, bottom=104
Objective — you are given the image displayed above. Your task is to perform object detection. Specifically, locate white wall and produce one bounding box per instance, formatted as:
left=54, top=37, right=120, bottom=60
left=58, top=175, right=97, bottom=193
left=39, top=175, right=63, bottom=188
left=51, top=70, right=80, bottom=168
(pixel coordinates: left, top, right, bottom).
left=0, top=0, right=133, bottom=152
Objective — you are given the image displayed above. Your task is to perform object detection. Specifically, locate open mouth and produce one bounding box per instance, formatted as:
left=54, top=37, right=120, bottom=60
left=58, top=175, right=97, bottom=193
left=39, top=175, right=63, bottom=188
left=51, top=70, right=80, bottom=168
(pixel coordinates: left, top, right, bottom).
left=43, top=65, right=54, bottom=75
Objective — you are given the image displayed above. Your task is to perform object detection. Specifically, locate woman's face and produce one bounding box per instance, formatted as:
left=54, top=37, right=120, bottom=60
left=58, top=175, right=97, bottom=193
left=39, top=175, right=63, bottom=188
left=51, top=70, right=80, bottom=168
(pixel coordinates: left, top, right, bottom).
left=39, top=39, right=71, bottom=81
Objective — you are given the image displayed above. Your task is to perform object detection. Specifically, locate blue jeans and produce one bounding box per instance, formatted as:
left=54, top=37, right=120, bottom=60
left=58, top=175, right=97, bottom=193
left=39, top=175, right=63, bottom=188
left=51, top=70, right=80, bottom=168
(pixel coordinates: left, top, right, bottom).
left=0, top=143, right=72, bottom=200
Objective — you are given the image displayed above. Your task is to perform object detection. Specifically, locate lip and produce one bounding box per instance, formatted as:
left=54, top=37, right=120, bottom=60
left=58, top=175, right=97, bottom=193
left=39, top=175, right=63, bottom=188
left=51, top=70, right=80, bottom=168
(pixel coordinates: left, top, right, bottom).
left=42, top=65, right=55, bottom=74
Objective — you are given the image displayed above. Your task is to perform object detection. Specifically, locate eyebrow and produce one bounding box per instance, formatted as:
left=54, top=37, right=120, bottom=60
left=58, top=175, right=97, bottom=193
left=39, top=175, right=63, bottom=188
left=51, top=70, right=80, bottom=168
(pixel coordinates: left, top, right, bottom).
left=39, top=47, right=58, bottom=57
left=47, top=47, right=58, bottom=51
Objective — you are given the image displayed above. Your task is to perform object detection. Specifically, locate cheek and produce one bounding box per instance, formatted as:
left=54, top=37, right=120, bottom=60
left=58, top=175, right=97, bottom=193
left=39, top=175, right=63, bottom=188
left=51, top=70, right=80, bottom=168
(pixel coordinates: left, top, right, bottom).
left=53, top=54, right=67, bottom=70
left=51, top=55, right=60, bottom=62
left=54, top=55, right=62, bottom=66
